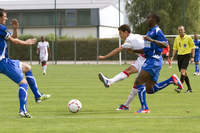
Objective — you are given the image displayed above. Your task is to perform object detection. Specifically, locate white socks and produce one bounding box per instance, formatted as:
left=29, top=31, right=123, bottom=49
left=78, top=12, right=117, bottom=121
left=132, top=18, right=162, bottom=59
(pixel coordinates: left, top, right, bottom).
left=124, top=88, right=138, bottom=106
left=109, top=72, right=128, bottom=85
left=42, top=65, right=47, bottom=73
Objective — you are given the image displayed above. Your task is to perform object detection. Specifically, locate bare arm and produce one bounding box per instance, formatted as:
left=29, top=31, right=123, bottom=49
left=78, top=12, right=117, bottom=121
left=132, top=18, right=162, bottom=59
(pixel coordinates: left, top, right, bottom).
left=190, top=48, right=195, bottom=62
left=8, top=36, right=37, bottom=46
left=11, top=19, right=19, bottom=38
left=36, top=48, right=39, bottom=55
left=98, top=47, right=123, bottom=60
left=171, top=49, right=177, bottom=61
left=144, top=36, right=167, bottom=48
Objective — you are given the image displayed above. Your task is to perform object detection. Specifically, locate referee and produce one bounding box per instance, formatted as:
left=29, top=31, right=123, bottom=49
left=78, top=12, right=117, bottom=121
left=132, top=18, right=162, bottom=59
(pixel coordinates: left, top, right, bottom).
left=171, top=25, right=195, bottom=93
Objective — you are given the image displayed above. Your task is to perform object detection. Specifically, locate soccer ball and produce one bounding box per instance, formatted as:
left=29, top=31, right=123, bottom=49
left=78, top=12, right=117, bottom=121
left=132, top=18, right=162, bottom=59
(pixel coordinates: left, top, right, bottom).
left=68, top=99, right=82, bottom=113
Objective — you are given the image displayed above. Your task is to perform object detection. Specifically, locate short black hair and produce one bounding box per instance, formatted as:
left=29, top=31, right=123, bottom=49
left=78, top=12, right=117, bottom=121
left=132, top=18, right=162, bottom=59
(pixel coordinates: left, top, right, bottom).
left=0, top=8, right=6, bottom=17
left=150, top=12, right=160, bottom=24
left=118, top=24, right=131, bottom=33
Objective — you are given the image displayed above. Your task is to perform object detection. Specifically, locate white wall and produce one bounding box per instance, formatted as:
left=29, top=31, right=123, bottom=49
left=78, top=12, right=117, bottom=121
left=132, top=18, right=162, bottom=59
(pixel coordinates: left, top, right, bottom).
left=99, top=26, right=119, bottom=38
left=99, top=5, right=124, bottom=27
left=8, top=27, right=97, bottom=38
left=61, top=27, right=97, bottom=38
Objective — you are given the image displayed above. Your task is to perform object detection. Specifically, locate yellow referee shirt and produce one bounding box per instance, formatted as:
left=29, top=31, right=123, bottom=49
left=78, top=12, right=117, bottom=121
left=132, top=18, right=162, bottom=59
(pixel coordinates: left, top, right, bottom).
left=173, top=34, right=195, bottom=55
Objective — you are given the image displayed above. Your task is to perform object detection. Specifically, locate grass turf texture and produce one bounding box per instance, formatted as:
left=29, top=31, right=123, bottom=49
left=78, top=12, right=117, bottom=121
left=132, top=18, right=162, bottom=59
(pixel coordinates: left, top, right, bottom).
left=0, top=64, right=200, bottom=133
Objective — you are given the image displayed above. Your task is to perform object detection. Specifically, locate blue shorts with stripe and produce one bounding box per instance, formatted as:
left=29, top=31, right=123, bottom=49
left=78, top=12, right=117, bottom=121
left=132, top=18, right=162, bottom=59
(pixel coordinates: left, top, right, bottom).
left=141, top=57, right=163, bottom=82
left=0, top=58, right=24, bottom=84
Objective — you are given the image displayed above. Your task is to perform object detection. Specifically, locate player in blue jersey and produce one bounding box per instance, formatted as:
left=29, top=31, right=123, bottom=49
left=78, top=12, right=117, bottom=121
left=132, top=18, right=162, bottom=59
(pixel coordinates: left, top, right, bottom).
left=0, top=8, right=50, bottom=118
left=132, top=12, right=183, bottom=113
left=193, top=34, right=200, bottom=75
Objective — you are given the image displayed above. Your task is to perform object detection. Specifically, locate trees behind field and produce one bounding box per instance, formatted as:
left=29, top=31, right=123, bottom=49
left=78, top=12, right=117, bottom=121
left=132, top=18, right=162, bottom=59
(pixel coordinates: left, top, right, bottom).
left=126, top=0, right=200, bottom=34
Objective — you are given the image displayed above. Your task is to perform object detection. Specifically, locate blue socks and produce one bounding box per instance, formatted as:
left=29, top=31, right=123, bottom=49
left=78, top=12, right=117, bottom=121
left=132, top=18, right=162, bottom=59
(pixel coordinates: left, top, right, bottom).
left=19, top=84, right=28, bottom=112
left=25, top=70, right=41, bottom=98
left=152, top=77, right=174, bottom=93
left=195, top=64, right=199, bottom=73
left=136, top=85, right=148, bottom=109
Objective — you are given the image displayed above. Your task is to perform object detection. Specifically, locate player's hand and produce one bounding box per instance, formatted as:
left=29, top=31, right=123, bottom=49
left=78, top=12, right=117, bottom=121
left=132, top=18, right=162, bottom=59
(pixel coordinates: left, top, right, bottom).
left=190, top=57, right=194, bottom=63
left=11, top=19, right=19, bottom=29
left=25, top=38, right=37, bottom=45
left=144, top=36, right=153, bottom=42
left=98, top=56, right=106, bottom=60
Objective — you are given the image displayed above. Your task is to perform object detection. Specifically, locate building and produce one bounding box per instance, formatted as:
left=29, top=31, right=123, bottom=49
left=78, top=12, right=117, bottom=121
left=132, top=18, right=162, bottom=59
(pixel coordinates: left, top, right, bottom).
left=1, top=0, right=127, bottom=38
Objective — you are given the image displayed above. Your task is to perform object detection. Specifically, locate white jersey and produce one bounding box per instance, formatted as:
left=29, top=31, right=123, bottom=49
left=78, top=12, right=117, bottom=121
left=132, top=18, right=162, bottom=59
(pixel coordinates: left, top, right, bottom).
left=37, top=41, right=49, bottom=57
left=121, top=33, right=144, bottom=50
left=121, top=33, right=146, bottom=73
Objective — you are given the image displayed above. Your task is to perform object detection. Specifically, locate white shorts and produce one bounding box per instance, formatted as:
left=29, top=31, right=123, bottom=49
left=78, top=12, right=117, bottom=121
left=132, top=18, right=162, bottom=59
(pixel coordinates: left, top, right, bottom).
left=131, top=56, right=146, bottom=73
left=40, top=56, right=48, bottom=62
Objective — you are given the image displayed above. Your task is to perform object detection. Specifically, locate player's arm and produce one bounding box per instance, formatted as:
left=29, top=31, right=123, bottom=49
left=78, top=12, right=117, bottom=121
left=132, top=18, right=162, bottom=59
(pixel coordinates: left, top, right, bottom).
left=132, top=49, right=144, bottom=54
left=144, top=36, right=167, bottom=48
left=36, top=48, right=39, bottom=55
left=171, top=50, right=177, bottom=61
left=8, top=36, right=37, bottom=46
left=98, top=47, right=123, bottom=60
left=11, top=19, right=19, bottom=38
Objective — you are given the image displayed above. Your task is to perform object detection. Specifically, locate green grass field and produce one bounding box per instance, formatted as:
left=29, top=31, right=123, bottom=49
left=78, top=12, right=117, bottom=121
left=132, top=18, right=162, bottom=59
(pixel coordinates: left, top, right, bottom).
left=0, top=64, right=200, bottom=133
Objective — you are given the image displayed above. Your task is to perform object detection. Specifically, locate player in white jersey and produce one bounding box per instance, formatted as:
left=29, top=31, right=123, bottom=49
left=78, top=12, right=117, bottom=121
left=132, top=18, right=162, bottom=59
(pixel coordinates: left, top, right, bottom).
left=98, top=24, right=148, bottom=111
left=37, top=36, right=50, bottom=75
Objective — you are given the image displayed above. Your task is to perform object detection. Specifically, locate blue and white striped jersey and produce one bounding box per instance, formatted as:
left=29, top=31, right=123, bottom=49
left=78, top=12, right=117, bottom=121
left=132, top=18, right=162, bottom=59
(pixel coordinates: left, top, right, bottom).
left=0, top=24, right=11, bottom=61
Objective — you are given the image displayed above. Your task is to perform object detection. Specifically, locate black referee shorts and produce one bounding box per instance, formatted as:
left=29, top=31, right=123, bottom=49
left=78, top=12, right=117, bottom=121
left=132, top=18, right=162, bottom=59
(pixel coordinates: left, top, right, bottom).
left=177, top=53, right=190, bottom=71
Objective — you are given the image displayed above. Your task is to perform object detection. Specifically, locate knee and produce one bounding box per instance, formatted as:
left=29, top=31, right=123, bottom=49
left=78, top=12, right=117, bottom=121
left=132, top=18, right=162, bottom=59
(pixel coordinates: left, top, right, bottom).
left=23, top=64, right=32, bottom=73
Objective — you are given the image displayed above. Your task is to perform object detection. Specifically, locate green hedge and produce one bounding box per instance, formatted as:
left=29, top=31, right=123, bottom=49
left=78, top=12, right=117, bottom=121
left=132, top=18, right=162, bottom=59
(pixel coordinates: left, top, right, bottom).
left=7, top=35, right=176, bottom=61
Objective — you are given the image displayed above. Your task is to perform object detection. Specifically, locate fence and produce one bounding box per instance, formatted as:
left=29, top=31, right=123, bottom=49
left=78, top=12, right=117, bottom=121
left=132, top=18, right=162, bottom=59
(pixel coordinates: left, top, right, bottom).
left=7, top=35, right=184, bottom=64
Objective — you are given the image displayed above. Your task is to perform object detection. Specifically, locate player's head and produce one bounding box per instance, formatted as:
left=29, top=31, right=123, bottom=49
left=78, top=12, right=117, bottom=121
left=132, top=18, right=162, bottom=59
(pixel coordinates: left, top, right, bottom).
left=146, top=12, right=160, bottom=27
left=0, top=8, right=7, bottom=25
left=194, top=33, right=198, bottom=40
left=118, top=24, right=131, bottom=40
left=41, top=36, right=45, bottom=42
left=178, top=25, right=185, bottom=37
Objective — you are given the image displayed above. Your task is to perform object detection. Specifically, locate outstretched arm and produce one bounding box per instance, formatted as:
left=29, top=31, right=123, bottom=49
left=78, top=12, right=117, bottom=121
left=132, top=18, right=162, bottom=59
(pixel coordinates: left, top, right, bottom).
left=8, top=36, right=37, bottom=46
left=98, top=47, right=123, bottom=60
left=144, top=36, right=167, bottom=48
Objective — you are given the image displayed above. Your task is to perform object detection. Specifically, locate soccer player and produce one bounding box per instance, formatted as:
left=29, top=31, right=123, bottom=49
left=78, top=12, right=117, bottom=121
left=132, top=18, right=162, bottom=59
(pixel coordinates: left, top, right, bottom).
left=132, top=12, right=183, bottom=113
left=171, top=26, right=195, bottom=93
left=162, top=44, right=172, bottom=68
left=37, top=36, right=50, bottom=75
left=193, top=34, right=200, bottom=75
left=98, top=24, right=148, bottom=111
left=0, top=8, right=50, bottom=118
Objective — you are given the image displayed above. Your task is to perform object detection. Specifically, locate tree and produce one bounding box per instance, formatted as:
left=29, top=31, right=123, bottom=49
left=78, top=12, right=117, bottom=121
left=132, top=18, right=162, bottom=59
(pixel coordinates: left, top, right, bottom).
left=126, top=0, right=200, bottom=35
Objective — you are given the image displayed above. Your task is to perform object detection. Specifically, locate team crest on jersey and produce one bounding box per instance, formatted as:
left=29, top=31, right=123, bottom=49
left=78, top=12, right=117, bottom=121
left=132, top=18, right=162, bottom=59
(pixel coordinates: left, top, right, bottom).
left=184, top=44, right=187, bottom=48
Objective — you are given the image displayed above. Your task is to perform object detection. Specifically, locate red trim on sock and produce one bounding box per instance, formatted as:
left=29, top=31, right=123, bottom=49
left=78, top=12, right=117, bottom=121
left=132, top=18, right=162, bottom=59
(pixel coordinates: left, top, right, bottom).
left=123, top=71, right=129, bottom=77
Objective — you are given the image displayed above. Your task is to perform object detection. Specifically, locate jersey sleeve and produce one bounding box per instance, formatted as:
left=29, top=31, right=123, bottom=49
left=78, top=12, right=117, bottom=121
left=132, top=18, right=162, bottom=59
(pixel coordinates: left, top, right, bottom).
left=0, top=26, right=11, bottom=40
left=47, top=42, right=49, bottom=47
left=189, top=37, right=195, bottom=49
left=121, top=40, right=132, bottom=49
left=173, top=37, right=178, bottom=50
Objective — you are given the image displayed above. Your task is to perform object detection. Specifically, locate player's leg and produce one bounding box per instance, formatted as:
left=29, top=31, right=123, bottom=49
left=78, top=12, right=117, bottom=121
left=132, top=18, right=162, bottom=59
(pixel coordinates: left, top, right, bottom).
left=1, top=59, right=31, bottom=118
left=116, top=57, right=145, bottom=110
left=134, top=70, right=150, bottom=113
left=184, top=71, right=192, bottom=93
left=194, top=62, right=199, bottom=75
left=194, top=54, right=199, bottom=75
left=42, top=61, right=47, bottom=75
left=22, top=62, right=51, bottom=102
left=176, top=54, right=191, bottom=93
left=18, top=79, right=31, bottom=118
left=98, top=65, right=137, bottom=88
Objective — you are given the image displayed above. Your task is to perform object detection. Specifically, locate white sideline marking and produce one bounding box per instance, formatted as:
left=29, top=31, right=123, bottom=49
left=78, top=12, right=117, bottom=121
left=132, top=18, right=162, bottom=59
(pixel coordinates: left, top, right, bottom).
left=29, top=115, right=200, bottom=119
